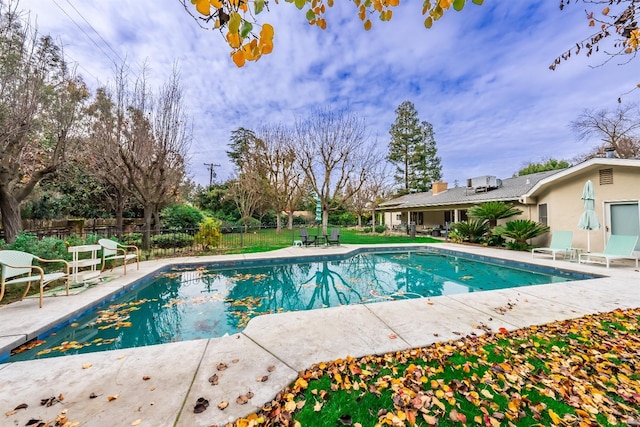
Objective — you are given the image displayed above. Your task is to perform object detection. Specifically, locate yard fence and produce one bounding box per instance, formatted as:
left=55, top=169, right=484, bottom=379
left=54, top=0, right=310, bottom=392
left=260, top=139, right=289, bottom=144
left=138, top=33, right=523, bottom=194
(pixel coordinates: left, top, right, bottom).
left=0, top=221, right=349, bottom=258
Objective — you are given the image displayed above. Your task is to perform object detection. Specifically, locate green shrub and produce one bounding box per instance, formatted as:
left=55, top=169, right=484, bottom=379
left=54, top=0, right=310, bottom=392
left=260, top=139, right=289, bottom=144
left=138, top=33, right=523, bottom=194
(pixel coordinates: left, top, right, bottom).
left=374, top=225, right=387, bottom=233
left=195, top=218, right=222, bottom=249
left=151, top=232, right=194, bottom=249
left=160, top=204, right=204, bottom=230
left=120, top=233, right=142, bottom=246
left=450, top=219, right=489, bottom=243
left=447, top=230, right=464, bottom=244
left=493, top=219, right=550, bottom=247
left=363, top=227, right=372, bottom=233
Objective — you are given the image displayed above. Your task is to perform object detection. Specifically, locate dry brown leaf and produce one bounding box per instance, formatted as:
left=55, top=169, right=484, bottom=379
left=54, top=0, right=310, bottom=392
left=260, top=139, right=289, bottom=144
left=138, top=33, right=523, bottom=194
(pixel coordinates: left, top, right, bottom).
left=217, top=401, right=229, bottom=410
left=142, top=375, right=151, bottom=381
left=217, top=362, right=228, bottom=371
left=107, top=394, right=119, bottom=401
left=131, top=419, right=142, bottom=426
left=257, top=375, right=269, bottom=382
left=82, top=363, right=93, bottom=369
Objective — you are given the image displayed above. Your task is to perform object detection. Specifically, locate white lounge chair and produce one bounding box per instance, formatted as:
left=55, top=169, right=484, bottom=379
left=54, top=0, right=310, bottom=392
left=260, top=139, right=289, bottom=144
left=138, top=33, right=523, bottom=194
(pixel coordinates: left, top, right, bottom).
left=0, top=250, right=70, bottom=308
left=99, top=239, right=140, bottom=275
left=579, top=235, right=639, bottom=268
left=531, top=231, right=573, bottom=261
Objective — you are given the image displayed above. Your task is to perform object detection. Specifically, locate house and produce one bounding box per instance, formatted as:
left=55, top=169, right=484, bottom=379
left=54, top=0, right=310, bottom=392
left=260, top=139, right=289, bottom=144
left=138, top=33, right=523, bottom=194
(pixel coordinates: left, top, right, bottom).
left=378, top=158, right=640, bottom=253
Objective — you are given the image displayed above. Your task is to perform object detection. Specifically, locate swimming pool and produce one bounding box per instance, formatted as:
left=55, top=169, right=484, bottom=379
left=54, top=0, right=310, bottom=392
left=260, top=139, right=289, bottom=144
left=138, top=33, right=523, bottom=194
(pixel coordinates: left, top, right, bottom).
left=8, top=248, right=592, bottom=362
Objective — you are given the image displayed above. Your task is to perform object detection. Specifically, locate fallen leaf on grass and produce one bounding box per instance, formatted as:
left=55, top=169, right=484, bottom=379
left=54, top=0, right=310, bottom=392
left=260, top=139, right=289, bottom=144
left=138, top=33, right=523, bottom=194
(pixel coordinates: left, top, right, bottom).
left=313, top=401, right=323, bottom=411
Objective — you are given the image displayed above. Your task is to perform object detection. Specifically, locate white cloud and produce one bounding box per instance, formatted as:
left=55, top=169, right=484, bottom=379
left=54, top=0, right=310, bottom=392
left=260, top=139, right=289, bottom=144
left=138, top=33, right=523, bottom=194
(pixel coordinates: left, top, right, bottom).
left=17, top=0, right=640, bottom=185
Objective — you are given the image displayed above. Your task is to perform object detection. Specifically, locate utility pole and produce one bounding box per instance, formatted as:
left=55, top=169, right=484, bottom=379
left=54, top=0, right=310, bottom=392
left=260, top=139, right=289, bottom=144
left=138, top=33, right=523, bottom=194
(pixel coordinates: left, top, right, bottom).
left=204, top=163, right=221, bottom=187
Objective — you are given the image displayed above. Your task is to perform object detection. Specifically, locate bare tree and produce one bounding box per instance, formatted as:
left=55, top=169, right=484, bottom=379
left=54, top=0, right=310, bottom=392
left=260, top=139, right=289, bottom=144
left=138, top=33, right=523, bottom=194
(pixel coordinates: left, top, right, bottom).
left=346, top=157, right=390, bottom=228
left=258, top=124, right=302, bottom=232
left=227, top=172, right=265, bottom=231
left=85, top=66, right=136, bottom=233
left=294, top=107, right=378, bottom=235
left=0, top=2, right=88, bottom=242
left=571, top=104, right=640, bottom=159
left=117, top=67, right=191, bottom=249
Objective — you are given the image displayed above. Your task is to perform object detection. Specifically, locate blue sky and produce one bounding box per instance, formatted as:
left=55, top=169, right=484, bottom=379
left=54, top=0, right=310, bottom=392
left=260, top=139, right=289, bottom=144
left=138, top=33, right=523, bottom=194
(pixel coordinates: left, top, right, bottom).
left=18, top=0, right=639, bottom=188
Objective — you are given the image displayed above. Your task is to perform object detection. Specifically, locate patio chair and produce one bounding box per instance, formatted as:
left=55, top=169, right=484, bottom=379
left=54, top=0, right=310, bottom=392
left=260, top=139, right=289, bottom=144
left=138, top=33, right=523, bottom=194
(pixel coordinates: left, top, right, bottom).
left=326, top=228, right=340, bottom=246
left=0, top=250, right=70, bottom=308
left=99, top=239, right=140, bottom=275
left=531, top=231, right=573, bottom=261
left=299, top=229, right=316, bottom=247
left=578, top=234, right=639, bottom=268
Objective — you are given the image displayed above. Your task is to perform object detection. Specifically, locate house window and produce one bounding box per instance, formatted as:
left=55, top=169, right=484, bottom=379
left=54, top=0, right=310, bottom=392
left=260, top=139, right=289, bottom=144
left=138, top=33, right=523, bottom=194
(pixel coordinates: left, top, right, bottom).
left=396, top=214, right=402, bottom=221
left=599, top=168, right=613, bottom=185
left=538, top=203, right=548, bottom=225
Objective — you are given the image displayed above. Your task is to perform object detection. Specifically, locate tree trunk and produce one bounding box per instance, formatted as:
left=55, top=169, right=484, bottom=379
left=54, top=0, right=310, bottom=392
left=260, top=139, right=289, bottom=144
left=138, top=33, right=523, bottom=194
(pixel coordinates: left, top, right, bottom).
left=142, top=205, right=153, bottom=250
left=287, top=211, right=293, bottom=230
left=0, top=185, right=22, bottom=243
left=357, top=215, right=362, bottom=228
left=276, top=212, right=282, bottom=233
left=115, top=193, right=124, bottom=236
left=322, top=209, right=328, bottom=236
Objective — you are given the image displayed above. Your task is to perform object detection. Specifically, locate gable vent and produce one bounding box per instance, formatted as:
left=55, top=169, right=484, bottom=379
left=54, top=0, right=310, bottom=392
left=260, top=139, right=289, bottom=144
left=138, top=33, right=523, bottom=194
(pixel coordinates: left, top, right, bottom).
left=599, top=168, right=613, bottom=185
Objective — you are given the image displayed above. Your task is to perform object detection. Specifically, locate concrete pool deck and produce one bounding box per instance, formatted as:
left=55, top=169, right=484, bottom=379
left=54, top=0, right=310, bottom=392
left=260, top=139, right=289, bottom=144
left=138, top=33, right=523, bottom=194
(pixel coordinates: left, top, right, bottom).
left=0, top=243, right=638, bottom=426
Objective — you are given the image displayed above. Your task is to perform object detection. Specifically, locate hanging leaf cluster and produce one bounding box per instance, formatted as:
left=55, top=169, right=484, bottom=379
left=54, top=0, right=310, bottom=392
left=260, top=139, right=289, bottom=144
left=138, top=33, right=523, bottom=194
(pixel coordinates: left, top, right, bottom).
left=552, top=1, right=640, bottom=70
left=186, top=0, right=484, bottom=67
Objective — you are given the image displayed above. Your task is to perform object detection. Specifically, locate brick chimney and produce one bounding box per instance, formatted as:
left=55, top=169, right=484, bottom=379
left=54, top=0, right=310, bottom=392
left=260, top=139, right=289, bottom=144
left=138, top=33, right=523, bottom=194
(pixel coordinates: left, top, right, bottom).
left=432, top=182, right=448, bottom=195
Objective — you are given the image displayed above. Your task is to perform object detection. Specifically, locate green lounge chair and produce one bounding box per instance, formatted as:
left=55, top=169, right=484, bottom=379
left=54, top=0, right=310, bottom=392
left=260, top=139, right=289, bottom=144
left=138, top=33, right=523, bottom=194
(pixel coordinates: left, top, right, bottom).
left=0, top=250, right=70, bottom=308
left=531, top=231, right=573, bottom=261
left=578, top=235, right=639, bottom=268
left=99, top=239, right=139, bottom=275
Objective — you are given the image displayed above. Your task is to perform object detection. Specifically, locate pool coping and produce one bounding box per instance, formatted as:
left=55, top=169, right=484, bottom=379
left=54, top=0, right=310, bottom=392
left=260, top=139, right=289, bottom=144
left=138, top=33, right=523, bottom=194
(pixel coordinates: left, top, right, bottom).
left=0, top=243, right=638, bottom=427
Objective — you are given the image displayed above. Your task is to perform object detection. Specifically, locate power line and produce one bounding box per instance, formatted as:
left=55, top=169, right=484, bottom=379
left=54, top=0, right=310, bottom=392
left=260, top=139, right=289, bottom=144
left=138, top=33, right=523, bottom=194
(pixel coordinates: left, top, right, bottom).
left=51, top=0, right=119, bottom=67
left=62, top=0, right=126, bottom=65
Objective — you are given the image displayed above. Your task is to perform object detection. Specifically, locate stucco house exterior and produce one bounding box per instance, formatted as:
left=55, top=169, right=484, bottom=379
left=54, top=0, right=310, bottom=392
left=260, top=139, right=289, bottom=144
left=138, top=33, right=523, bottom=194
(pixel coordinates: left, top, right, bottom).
left=378, top=158, right=640, bottom=254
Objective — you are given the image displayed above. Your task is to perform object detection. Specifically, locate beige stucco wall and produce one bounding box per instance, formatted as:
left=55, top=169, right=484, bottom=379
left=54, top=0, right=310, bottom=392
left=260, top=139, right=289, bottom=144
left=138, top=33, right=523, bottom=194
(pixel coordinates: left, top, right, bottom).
left=532, top=165, right=640, bottom=253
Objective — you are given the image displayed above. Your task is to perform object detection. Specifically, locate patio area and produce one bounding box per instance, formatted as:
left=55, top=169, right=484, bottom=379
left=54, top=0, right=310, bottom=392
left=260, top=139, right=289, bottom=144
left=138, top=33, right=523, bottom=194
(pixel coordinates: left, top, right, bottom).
left=0, top=243, right=638, bottom=426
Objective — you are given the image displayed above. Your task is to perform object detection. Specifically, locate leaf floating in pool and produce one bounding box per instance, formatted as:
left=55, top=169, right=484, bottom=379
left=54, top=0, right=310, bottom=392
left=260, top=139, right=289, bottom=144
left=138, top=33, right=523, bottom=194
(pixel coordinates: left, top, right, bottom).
left=10, top=339, right=46, bottom=355
left=460, top=276, right=474, bottom=280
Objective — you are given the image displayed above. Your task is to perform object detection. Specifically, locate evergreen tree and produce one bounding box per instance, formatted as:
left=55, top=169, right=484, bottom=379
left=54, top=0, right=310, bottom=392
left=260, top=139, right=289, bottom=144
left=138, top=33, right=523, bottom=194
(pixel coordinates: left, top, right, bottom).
left=387, top=101, right=442, bottom=194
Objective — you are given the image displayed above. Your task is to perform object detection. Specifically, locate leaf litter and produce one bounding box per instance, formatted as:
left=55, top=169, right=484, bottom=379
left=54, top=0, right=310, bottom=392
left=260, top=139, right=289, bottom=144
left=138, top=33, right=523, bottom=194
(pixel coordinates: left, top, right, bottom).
left=230, top=307, right=640, bottom=426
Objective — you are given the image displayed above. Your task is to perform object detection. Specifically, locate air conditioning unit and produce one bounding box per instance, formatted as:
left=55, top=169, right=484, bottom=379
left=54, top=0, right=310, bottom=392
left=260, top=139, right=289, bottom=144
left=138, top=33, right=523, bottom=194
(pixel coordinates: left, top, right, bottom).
left=468, top=175, right=498, bottom=189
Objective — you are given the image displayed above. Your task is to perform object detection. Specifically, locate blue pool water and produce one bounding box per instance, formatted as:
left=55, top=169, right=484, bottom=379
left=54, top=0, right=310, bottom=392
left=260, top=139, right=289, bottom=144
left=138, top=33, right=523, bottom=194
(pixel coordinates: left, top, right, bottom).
left=8, top=249, right=590, bottom=362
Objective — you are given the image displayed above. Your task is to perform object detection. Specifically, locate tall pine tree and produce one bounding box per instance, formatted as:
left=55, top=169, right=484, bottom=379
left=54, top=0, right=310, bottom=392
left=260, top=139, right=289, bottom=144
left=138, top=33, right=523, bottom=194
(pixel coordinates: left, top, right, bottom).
left=387, top=101, right=442, bottom=194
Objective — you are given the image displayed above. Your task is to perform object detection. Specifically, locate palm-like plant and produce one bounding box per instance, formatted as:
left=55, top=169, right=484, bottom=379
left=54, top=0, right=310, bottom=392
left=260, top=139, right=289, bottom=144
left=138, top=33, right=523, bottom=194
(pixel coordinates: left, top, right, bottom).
left=467, top=201, right=523, bottom=228
left=450, top=219, right=489, bottom=243
left=493, top=219, right=550, bottom=247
